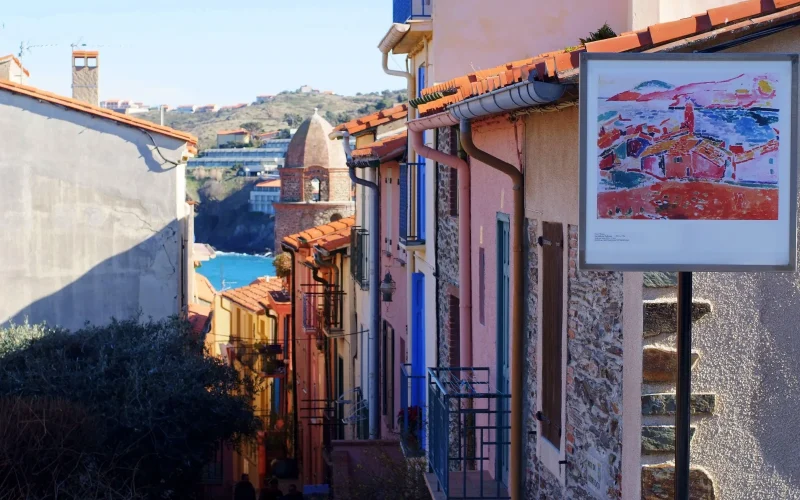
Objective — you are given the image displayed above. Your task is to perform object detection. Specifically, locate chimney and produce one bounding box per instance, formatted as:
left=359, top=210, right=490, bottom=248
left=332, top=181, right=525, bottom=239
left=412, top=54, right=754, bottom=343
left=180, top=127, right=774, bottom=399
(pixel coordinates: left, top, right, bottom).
left=72, top=50, right=99, bottom=106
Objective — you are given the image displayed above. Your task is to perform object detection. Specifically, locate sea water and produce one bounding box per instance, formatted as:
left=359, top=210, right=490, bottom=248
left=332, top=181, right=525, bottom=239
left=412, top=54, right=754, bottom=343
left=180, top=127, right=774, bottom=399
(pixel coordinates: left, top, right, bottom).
left=197, top=252, right=276, bottom=291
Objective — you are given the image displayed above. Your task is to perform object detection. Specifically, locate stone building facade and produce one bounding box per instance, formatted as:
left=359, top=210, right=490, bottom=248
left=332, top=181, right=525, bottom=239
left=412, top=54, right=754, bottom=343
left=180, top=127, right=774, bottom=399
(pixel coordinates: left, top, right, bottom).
left=274, top=111, right=354, bottom=250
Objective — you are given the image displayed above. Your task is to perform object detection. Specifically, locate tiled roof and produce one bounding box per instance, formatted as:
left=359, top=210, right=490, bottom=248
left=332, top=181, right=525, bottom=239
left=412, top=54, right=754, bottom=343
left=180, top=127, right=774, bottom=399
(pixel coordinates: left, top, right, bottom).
left=333, top=104, right=408, bottom=135
left=73, top=50, right=99, bottom=58
left=188, top=303, right=211, bottom=335
left=222, top=276, right=285, bottom=313
left=217, top=129, right=249, bottom=135
left=256, top=179, right=281, bottom=188
left=282, top=216, right=355, bottom=250
left=0, top=54, right=31, bottom=77
left=315, top=226, right=353, bottom=252
left=417, top=0, right=800, bottom=117
left=0, top=80, right=197, bottom=144
left=350, top=131, right=408, bottom=167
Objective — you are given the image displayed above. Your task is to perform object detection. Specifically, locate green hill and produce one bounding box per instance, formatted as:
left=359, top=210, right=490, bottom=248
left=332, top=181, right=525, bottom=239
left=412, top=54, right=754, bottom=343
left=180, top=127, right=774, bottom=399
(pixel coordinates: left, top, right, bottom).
left=135, top=89, right=407, bottom=149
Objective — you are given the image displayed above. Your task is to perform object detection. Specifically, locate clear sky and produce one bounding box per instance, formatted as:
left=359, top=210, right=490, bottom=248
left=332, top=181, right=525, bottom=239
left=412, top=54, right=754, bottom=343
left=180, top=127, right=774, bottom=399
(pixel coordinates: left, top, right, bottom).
left=1, top=1, right=407, bottom=106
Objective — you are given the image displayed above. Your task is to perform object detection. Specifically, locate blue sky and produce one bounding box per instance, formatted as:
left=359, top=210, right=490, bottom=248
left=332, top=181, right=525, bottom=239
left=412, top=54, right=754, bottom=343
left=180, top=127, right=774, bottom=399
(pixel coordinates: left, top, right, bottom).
left=1, top=1, right=406, bottom=106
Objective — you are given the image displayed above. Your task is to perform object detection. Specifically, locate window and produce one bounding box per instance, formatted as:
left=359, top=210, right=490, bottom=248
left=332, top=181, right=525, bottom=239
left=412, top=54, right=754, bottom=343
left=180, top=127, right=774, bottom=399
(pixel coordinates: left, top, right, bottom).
left=770, top=169, right=775, bottom=175
left=540, top=222, right=563, bottom=449
left=769, top=158, right=774, bottom=164
left=674, top=157, right=683, bottom=163
left=479, top=248, right=485, bottom=325
left=449, top=294, right=460, bottom=367
left=74, top=57, right=85, bottom=68
left=87, top=57, right=97, bottom=68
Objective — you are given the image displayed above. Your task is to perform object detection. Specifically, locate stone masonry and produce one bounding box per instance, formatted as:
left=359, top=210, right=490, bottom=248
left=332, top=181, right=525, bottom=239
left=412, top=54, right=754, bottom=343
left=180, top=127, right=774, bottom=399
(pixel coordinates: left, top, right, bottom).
left=525, top=223, right=625, bottom=499
left=435, top=126, right=459, bottom=368
left=273, top=202, right=354, bottom=252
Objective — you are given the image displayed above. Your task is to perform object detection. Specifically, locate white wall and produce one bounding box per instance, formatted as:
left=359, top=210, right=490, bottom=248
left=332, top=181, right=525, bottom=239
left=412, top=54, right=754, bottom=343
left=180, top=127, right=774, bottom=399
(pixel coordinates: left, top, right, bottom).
left=0, top=90, right=187, bottom=331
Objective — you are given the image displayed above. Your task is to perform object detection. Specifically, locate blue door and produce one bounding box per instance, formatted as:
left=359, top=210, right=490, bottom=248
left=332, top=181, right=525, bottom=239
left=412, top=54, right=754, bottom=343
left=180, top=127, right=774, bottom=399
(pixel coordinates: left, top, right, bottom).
left=411, top=272, right=426, bottom=449
left=496, top=214, right=510, bottom=485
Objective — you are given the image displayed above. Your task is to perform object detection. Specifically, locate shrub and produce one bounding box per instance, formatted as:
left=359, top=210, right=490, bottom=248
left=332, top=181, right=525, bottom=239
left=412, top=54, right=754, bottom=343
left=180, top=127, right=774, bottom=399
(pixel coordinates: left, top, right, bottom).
left=0, top=319, right=261, bottom=499
left=273, top=252, right=292, bottom=279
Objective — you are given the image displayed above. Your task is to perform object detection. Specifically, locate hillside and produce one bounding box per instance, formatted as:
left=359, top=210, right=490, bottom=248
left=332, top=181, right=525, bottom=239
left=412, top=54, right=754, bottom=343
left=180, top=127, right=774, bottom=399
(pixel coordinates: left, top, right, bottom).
left=135, top=89, right=407, bottom=149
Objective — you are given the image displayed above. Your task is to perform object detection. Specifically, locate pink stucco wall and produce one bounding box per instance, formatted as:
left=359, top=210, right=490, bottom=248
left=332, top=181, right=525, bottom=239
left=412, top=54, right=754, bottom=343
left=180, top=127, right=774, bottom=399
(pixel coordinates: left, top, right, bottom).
left=379, top=161, right=409, bottom=438
left=467, top=116, right=523, bottom=477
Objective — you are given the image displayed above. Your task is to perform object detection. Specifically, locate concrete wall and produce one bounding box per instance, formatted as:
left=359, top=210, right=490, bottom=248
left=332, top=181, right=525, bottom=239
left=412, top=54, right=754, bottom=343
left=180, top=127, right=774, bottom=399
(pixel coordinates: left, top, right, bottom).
left=0, top=59, right=28, bottom=85
left=431, top=0, right=742, bottom=83
left=0, top=90, right=186, bottom=331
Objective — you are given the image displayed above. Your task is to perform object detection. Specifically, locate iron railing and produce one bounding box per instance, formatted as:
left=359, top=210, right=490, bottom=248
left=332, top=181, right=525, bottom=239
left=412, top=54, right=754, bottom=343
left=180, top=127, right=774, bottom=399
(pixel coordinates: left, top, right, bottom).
left=393, top=0, right=432, bottom=23
left=350, top=227, right=370, bottom=290
left=400, top=363, right=426, bottom=457
left=428, top=367, right=511, bottom=499
left=229, top=341, right=287, bottom=378
left=301, top=284, right=345, bottom=335
left=400, top=162, right=426, bottom=246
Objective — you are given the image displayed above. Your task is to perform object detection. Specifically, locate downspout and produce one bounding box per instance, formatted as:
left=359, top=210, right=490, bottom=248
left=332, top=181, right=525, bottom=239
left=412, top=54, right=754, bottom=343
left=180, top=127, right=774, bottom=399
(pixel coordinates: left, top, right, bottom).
left=379, top=26, right=416, bottom=159
left=459, top=119, right=524, bottom=500
left=280, top=242, right=301, bottom=460
left=407, top=117, right=473, bottom=369
left=332, top=130, right=382, bottom=440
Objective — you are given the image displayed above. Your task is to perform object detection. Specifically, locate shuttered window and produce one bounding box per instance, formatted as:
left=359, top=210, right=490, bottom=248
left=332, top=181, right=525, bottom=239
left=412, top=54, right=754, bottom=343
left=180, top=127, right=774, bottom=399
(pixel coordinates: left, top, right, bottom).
left=479, top=248, right=486, bottom=325
left=541, top=222, right=563, bottom=449
left=449, top=294, right=460, bottom=367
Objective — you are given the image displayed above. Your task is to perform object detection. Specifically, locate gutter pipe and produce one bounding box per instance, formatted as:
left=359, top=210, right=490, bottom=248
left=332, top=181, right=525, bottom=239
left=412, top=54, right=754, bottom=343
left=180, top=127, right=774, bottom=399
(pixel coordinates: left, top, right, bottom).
left=407, top=117, right=473, bottom=369
left=379, top=28, right=416, bottom=159
left=449, top=77, right=564, bottom=500
left=331, top=130, right=382, bottom=440
left=280, top=242, right=301, bottom=461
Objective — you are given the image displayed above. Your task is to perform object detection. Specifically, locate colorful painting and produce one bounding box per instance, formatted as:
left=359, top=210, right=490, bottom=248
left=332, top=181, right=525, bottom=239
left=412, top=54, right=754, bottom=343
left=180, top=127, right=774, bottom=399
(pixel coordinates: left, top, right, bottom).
left=596, top=73, right=781, bottom=220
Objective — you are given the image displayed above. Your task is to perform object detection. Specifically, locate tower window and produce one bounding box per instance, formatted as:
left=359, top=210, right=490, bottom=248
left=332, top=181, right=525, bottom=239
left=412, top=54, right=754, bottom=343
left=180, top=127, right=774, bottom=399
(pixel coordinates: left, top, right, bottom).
left=74, top=57, right=85, bottom=68
left=87, top=57, right=97, bottom=68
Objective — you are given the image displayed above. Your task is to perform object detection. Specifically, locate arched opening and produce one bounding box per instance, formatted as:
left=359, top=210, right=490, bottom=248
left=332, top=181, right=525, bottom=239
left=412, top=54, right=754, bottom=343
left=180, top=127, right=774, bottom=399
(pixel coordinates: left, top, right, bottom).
left=330, top=213, right=343, bottom=222
left=310, top=177, right=321, bottom=202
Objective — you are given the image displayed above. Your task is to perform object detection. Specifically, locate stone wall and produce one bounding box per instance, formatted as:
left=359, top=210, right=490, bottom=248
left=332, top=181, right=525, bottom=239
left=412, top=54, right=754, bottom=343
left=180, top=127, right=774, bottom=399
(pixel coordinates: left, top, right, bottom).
left=273, top=202, right=354, bottom=251
left=524, top=222, right=625, bottom=499
left=328, top=169, right=353, bottom=202
left=72, top=64, right=99, bottom=106
left=280, top=169, right=303, bottom=202
left=435, top=126, right=459, bottom=368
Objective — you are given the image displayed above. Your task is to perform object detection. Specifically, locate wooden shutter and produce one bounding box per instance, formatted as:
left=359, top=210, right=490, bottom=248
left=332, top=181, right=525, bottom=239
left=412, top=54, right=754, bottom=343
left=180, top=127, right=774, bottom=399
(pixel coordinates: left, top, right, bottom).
left=449, top=168, right=459, bottom=216
left=449, top=294, right=460, bottom=367
left=541, top=222, right=563, bottom=449
left=479, top=248, right=486, bottom=325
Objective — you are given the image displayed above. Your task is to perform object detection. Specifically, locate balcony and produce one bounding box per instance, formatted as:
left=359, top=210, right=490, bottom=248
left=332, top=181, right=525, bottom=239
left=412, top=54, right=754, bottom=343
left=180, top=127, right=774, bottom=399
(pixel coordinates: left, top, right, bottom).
left=230, top=341, right=287, bottom=378
left=393, top=0, right=432, bottom=23
left=427, top=367, right=510, bottom=499
left=400, top=162, right=426, bottom=247
left=301, top=284, right=345, bottom=335
left=350, top=227, right=370, bottom=290
left=399, top=364, right=426, bottom=458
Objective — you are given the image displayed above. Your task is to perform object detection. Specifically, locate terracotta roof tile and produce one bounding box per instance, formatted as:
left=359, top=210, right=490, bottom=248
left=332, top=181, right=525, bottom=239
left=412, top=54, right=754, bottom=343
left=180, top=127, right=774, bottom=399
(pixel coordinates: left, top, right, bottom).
left=256, top=179, right=281, bottom=188
left=0, top=80, right=197, bottom=144
left=188, top=303, right=211, bottom=335
left=282, top=216, right=355, bottom=250
left=416, top=0, right=800, bottom=117
left=221, top=276, right=285, bottom=312
left=351, top=131, right=408, bottom=165
left=73, top=50, right=99, bottom=58
left=217, top=129, right=249, bottom=135
left=333, top=104, right=408, bottom=135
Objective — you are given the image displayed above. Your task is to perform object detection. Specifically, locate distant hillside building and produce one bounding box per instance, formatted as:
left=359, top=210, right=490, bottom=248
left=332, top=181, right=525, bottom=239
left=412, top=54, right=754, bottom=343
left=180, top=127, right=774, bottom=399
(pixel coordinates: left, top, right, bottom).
left=256, top=95, right=275, bottom=104
left=100, top=99, right=149, bottom=115
left=0, top=55, right=30, bottom=85
left=175, top=104, right=196, bottom=113
left=220, top=103, right=248, bottom=111
left=187, top=148, right=285, bottom=174
left=216, top=129, right=251, bottom=147
left=250, top=178, right=281, bottom=215
left=72, top=50, right=99, bottom=106
left=195, top=104, right=219, bottom=113
left=273, top=110, right=354, bottom=250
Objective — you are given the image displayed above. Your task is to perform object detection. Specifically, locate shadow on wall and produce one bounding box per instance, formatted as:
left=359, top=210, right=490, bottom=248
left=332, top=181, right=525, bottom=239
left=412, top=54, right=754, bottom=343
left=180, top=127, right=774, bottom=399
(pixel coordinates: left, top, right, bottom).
left=750, top=271, right=800, bottom=482
left=3, top=223, right=182, bottom=332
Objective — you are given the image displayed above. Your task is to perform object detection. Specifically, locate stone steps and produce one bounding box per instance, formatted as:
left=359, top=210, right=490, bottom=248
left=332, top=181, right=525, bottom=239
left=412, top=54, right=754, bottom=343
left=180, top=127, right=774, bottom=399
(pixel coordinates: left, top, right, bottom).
left=642, top=463, right=715, bottom=499
left=643, top=346, right=700, bottom=384
left=643, top=299, right=713, bottom=338
left=641, top=393, right=716, bottom=416
left=641, top=425, right=696, bottom=454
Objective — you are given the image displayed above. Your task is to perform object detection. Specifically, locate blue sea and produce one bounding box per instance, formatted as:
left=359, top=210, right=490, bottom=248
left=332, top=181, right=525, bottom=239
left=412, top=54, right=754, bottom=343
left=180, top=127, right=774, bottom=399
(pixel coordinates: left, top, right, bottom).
left=197, top=252, right=276, bottom=291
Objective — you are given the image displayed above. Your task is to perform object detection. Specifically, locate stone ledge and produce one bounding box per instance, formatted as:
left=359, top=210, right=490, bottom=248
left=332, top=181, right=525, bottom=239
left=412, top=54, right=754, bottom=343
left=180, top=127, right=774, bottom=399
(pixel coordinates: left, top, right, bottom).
left=642, top=464, right=715, bottom=500
left=642, top=393, right=716, bottom=416
left=643, top=299, right=713, bottom=338
left=643, top=347, right=700, bottom=384
left=644, top=272, right=677, bottom=288
left=641, top=425, right=696, bottom=454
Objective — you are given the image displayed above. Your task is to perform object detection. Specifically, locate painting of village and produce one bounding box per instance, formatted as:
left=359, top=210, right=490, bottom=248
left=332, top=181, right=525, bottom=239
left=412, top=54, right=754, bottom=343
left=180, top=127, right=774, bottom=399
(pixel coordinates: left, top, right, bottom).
left=596, top=73, right=781, bottom=220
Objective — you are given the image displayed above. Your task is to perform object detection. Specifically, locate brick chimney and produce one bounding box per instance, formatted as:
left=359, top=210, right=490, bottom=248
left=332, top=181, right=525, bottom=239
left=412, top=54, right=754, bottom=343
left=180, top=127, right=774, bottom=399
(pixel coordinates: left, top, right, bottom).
left=72, top=50, right=99, bottom=106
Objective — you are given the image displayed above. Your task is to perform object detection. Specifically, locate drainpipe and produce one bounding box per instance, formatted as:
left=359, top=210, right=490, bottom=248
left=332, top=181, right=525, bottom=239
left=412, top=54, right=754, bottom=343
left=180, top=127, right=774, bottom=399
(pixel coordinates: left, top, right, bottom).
left=379, top=27, right=416, bottom=159
left=280, top=242, right=301, bottom=460
left=407, top=117, right=473, bottom=369
left=332, top=130, right=382, bottom=440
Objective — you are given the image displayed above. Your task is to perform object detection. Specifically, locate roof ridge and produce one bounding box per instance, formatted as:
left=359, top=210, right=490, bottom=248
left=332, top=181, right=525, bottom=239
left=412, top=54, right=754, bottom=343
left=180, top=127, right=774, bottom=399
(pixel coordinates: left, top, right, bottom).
left=0, top=79, right=196, bottom=144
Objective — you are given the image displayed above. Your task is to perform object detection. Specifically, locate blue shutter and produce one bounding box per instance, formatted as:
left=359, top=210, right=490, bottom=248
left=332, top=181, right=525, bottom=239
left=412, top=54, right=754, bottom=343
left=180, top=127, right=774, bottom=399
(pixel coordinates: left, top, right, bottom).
left=411, top=272, right=425, bottom=405
left=417, top=64, right=427, bottom=242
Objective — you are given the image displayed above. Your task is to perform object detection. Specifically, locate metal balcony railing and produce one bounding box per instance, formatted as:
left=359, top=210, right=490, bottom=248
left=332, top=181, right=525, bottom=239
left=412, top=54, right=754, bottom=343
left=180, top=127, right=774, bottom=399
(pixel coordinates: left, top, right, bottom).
left=350, top=227, right=370, bottom=290
left=399, top=363, right=426, bottom=458
left=428, top=367, right=511, bottom=499
left=229, top=340, right=287, bottom=378
left=301, top=284, right=345, bottom=335
left=400, top=162, right=426, bottom=246
left=393, top=0, right=432, bottom=23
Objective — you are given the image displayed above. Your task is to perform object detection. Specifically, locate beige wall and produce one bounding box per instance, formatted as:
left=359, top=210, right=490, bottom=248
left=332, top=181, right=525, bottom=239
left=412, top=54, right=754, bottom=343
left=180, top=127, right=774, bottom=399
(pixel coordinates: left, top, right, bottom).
left=0, top=59, right=28, bottom=85
left=72, top=63, right=99, bottom=106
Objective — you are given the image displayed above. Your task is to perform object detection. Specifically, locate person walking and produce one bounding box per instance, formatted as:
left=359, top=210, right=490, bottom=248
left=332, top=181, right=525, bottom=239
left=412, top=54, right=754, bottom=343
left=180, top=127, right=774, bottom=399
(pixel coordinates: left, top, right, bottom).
left=233, top=473, right=256, bottom=500
left=259, top=478, right=283, bottom=500
left=281, top=483, right=303, bottom=500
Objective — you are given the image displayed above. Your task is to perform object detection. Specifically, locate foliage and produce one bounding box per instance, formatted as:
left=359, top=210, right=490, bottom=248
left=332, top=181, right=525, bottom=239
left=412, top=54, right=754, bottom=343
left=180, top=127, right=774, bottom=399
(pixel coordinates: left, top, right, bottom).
left=579, top=23, right=617, bottom=45
left=276, top=128, right=292, bottom=139
left=273, top=252, right=292, bottom=279
left=0, top=319, right=262, bottom=499
left=340, top=449, right=429, bottom=500
left=240, top=121, right=264, bottom=135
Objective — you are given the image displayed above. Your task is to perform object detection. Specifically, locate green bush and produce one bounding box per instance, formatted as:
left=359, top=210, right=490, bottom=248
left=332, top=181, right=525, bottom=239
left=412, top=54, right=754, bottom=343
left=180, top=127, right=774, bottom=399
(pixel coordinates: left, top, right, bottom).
left=0, top=318, right=261, bottom=499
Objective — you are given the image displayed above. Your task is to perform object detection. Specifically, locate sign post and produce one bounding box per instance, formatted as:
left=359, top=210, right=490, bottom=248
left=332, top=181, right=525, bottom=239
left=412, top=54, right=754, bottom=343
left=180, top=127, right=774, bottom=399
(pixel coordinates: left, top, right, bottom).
left=579, top=52, right=798, bottom=499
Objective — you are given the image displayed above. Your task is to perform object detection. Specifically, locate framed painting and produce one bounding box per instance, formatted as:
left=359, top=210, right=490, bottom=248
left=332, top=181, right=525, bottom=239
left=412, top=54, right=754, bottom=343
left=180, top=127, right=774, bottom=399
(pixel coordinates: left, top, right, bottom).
left=579, top=52, right=798, bottom=271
